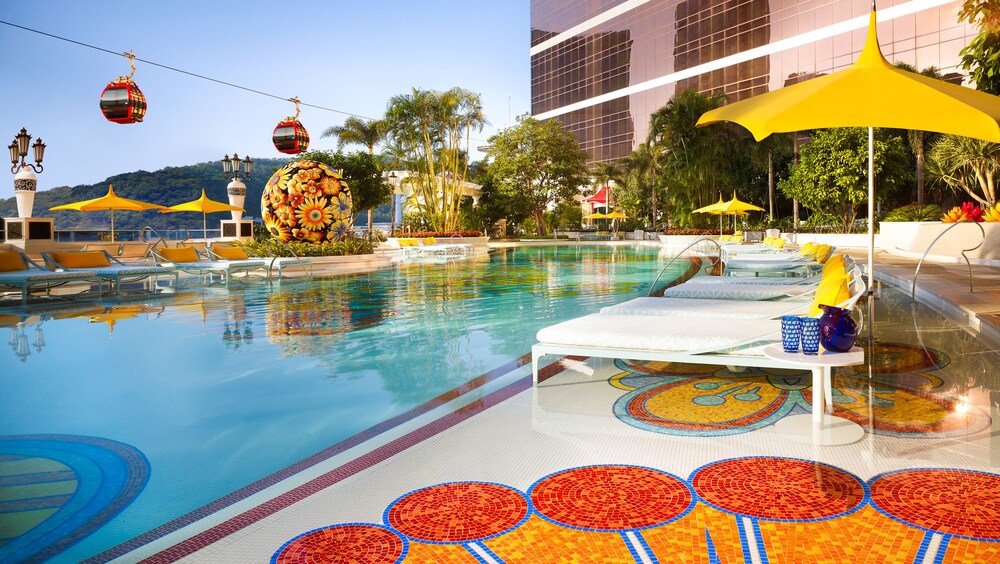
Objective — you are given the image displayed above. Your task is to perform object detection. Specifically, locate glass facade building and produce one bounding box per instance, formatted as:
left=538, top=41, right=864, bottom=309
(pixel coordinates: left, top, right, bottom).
left=531, top=0, right=976, bottom=165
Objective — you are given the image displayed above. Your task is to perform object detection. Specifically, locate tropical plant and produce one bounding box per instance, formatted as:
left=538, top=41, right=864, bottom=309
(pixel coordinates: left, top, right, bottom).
left=882, top=204, right=943, bottom=221
left=322, top=117, right=388, bottom=230
left=926, top=134, right=1000, bottom=207
left=238, top=235, right=376, bottom=257
left=647, top=89, right=730, bottom=227
left=985, top=202, right=1000, bottom=221
left=778, top=128, right=911, bottom=232
left=384, top=87, right=486, bottom=232
left=486, top=115, right=590, bottom=236
left=959, top=1, right=1000, bottom=95
left=894, top=63, right=946, bottom=207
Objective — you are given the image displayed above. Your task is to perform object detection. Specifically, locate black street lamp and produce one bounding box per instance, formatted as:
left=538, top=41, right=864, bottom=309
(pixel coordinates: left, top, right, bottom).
left=221, top=153, right=253, bottom=222
left=8, top=128, right=45, bottom=174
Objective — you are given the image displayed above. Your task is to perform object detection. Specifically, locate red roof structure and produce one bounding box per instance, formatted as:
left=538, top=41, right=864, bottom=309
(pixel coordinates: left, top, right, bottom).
left=582, top=186, right=610, bottom=205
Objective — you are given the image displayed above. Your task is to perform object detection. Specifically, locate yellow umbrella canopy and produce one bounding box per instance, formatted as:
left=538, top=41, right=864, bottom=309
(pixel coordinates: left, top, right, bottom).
left=605, top=211, right=629, bottom=219
left=693, top=196, right=728, bottom=215
left=697, top=8, right=1000, bottom=279
left=160, top=189, right=244, bottom=242
left=583, top=212, right=609, bottom=220
left=721, top=192, right=765, bottom=213
left=50, top=184, right=164, bottom=242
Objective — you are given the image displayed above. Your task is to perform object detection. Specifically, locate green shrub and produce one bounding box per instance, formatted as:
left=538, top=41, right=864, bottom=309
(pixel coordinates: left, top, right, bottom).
left=882, top=204, right=943, bottom=222
left=238, top=236, right=375, bottom=257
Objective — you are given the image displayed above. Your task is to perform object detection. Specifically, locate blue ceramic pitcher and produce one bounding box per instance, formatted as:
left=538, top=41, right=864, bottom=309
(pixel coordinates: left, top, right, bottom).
left=818, top=305, right=859, bottom=352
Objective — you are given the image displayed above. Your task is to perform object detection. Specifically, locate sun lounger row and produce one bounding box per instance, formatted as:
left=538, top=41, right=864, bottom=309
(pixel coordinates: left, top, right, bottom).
left=394, top=237, right=472, bottom=257
left=0, top=249, right=101, bottom=305
left=532, top=252, right=864, bottom=383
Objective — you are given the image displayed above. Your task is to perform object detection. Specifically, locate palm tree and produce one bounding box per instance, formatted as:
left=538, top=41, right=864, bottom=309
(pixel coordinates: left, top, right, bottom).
left=927, top=134, right=1000, bottom=207
left=894, top=63, right=944, bottom=207
left=322, top=117, right=388, bottom=230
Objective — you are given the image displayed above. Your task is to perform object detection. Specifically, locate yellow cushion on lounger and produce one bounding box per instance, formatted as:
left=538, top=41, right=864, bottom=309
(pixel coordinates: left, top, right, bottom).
left=158, top=246, right=200, bottom=263
left=813, top=244, right=832, bottom=263
left=800, top=242, right=816, bottom=258
left=0, top=251, right=25, bottom=272
left=823, top=254, right=846, bottom=278
left=51, top=251, right=111, bottom=268
left=772, top=238, right=786, bottom=249
left=810, top=273, right=851, bottom=316
left=424, top=237, right=437, bottom=245
left=211, top=245, right=249, bottom=260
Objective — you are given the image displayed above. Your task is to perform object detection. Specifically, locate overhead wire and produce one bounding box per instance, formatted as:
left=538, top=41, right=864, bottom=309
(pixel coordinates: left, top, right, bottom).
left=0, top=19, right=373, bottom=119
left=0, top=18, right=496, bottom=145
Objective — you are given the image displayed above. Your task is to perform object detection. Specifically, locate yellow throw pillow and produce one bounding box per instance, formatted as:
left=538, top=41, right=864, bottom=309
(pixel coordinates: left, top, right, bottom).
left=772, top=238, right=786, bottom=249
left=810, top=273, right=851, bottom=316
left=211, top=245, right=249, bottom=260
left=0, top=251, right=25, bottom=272
left=424, top=237, right=437, bottom=245
left=158, top=246, right=200, bottom=263
left=51, top=251, right=111, bottom=269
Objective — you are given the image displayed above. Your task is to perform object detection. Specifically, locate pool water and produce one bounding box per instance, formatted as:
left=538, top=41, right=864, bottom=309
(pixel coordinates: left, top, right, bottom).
left=0, top=245, right=679, bottom=562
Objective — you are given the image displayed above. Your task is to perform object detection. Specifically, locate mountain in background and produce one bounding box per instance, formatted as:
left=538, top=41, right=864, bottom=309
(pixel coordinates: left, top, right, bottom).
left=0, top=158, right=391, bottom=235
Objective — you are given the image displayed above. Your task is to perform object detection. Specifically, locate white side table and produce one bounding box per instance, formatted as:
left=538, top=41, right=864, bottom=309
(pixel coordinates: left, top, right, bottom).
left=762, top=344, right=865, bottom=446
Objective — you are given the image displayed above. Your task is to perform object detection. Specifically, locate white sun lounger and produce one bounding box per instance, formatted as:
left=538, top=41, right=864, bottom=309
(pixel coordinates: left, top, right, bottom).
left=600, top=297, right=810, bottom=319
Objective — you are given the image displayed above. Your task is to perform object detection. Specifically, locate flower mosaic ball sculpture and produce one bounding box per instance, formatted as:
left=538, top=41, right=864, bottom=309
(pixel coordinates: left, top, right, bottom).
left=261, top=160, right=353, bottom=244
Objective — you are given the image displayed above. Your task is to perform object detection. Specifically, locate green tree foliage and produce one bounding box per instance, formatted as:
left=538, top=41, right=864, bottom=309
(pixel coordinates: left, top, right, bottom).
left=486, top=115, right=590, bottom=236
left=647, top=89, right=733, bottom=227
left=384, top=87, right=486, bottom=232
left=778, top=128, right=911, bottom=232
left=322, top=117, right=388, bottom=230
left=894, top=63, right=945, bottom=206
left=926, top=134, right=1000, bottom=207
left=959, top=1, right=1000, bottom=95
left=297, top=149, right=391, bottom=218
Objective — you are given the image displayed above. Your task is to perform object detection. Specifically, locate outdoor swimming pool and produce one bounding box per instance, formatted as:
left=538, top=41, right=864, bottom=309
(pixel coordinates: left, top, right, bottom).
left=0, top=244, right=680, bottom=562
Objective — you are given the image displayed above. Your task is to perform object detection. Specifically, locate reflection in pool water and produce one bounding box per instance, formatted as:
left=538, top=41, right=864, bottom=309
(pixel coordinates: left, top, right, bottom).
left=0, top=245, right=671, bottom=561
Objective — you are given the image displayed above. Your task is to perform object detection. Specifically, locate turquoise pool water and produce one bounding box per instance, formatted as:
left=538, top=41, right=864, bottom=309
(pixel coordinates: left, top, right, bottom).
left=0, top=244, right=678, bottom=562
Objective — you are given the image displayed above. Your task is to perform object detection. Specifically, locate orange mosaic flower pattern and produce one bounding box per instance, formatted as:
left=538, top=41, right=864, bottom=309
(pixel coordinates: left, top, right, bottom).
left=261, top=160, right=352, bottom=244
left=273, top=523, right=405, bottom=564
left=385, top=482, right=529, bottom=543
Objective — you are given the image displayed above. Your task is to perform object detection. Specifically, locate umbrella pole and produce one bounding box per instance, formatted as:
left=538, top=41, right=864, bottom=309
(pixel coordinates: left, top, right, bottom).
left=868, top=127, right=875, bottom=293
left=110, top=209, right=115, bottom=243
left=203, top=212, right=208, bottom=244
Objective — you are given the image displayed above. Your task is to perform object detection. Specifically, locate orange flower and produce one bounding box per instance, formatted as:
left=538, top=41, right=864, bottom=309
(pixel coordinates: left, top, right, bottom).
left=295, top=197, right=334, bottom=230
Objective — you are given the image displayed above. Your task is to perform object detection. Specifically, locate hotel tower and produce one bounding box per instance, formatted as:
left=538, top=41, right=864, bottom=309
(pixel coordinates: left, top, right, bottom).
left=531, top=0, right=977, bottom=165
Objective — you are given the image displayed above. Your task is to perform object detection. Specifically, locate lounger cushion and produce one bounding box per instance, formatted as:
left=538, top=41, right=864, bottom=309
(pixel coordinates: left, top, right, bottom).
left=660, top=283, right=812, bottom=300
left=823, top=254, right=846, bottom=277
left=0, top=251, right=25, bottom=272
left=537, top=313, right=779, bottom=352
left=814, top=244, right=833, bottom=263
left=51, top=251, right=111, bottom=268
left=424, top=237, right=437, bottom=244
left=159, top=246, right=200, bottom=263
left=601, top=297, right=806, bottom=319
left=810, top=274, right=851, bottom=316
left=212, top=245, right=249, bottom=260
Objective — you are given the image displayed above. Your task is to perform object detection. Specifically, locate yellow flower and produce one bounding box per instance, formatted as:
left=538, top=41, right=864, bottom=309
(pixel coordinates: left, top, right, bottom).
left=295, top=197, right=334, bottom=231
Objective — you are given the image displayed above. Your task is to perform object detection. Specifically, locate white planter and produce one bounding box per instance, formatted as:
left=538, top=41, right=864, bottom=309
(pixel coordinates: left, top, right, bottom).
left=14, top=166, right=37, bottom=218
left=227, top=179, right=246, bottom=221
left=879, top=221, right=1000, bottom=263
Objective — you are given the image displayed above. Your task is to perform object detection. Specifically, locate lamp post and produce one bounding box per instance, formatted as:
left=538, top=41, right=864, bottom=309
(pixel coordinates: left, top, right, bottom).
left=8, top=128, right=45, bottom=218
left=221, top=153, right=252, bottom=221
left=388, top=171, right=401, bottom=235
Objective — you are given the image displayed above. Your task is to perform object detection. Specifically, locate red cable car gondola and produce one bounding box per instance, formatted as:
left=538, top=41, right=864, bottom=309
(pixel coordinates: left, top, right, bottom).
left=100, top=52, right=147, bottom=124
left=273, top=97, right=309, bottom=154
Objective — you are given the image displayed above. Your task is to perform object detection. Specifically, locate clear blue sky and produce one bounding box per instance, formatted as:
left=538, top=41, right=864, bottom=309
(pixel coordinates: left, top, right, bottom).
left=0, top=1, right=529, bottom=191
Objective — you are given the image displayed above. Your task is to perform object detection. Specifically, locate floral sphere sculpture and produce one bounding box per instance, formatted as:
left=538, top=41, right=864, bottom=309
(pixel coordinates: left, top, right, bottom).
left=261, top=160, right=353, bottom=244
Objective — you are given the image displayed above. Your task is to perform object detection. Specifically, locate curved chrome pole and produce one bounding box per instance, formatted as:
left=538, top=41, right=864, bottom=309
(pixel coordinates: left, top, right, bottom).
left=647, top=237, right=723, bottom=296
left=910, top=221, right=985, bottom=301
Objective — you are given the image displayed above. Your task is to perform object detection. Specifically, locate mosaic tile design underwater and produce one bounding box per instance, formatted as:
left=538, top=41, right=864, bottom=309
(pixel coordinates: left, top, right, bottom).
left=610, top=342, right=990, bottom=438
left=272, top=458, right=1000, bottom=564
left=0, top=435, right=149, bottom=563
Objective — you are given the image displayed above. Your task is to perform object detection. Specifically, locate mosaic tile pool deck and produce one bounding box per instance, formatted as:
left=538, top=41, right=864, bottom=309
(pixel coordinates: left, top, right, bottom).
left=137, top=288, right=1000, bottom=564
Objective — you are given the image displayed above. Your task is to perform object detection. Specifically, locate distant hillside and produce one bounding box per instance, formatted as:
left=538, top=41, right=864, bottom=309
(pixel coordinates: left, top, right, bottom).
left=0, top=158, right=392, bottom=233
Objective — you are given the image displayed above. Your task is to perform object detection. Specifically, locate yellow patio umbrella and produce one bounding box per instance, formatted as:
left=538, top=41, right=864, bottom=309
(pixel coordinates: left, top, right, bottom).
left=50, top=184, right=165, bottom=242
left=583, top=212, right=608, bottom=220
left=693, top=196, right=733, bottom=235
left=697, top=7, right=1000, bottom=281
left=159, top=189, right=244, bottom=243
left=605, top=211, right=629, bottom=219
left=721, top=192, right=764, bottom=214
